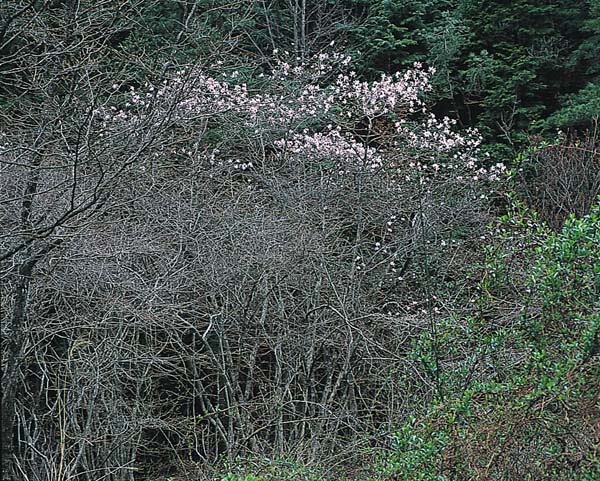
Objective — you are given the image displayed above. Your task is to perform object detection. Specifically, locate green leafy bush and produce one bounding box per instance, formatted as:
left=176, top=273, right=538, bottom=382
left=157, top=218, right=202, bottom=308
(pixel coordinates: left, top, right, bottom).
left=383, top=199, right=600, bottom=481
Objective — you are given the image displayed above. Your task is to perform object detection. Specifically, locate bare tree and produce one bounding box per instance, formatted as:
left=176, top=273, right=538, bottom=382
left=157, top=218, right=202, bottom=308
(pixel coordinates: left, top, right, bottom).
left=0, top=1, right=191, bottom=478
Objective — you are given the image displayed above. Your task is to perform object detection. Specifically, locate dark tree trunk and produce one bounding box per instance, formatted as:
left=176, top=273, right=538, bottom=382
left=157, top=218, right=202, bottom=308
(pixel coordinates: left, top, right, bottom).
left=2, top=260, right=34, bottom=481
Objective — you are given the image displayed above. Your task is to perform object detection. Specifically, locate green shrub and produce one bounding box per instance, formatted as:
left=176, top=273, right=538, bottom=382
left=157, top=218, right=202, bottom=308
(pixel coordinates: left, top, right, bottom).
left=383, top=199, right=600, bottom=481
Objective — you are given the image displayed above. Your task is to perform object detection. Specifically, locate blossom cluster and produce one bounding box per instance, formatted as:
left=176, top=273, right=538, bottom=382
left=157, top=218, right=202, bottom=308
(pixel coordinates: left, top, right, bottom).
left=95, top=50, right=506, bottom=183
left=333, top=67, right=434, bottom=119
left=270, top=50, right=353, bottom=81
left=275, top=128, right=383, bottom=174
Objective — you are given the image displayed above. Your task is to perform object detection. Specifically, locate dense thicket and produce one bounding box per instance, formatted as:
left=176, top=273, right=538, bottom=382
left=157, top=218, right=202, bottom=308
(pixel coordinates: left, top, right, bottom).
left=1, top=2, right=599, bottom=481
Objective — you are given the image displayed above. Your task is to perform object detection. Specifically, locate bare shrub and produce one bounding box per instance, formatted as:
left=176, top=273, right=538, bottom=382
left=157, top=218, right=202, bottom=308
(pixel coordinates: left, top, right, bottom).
left=516, top=131, right=600, bottom=229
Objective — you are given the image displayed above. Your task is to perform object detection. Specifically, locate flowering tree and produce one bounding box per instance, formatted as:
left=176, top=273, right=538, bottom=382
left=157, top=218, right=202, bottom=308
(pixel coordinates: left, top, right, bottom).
left=1, top=34, right=502, bottom=480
